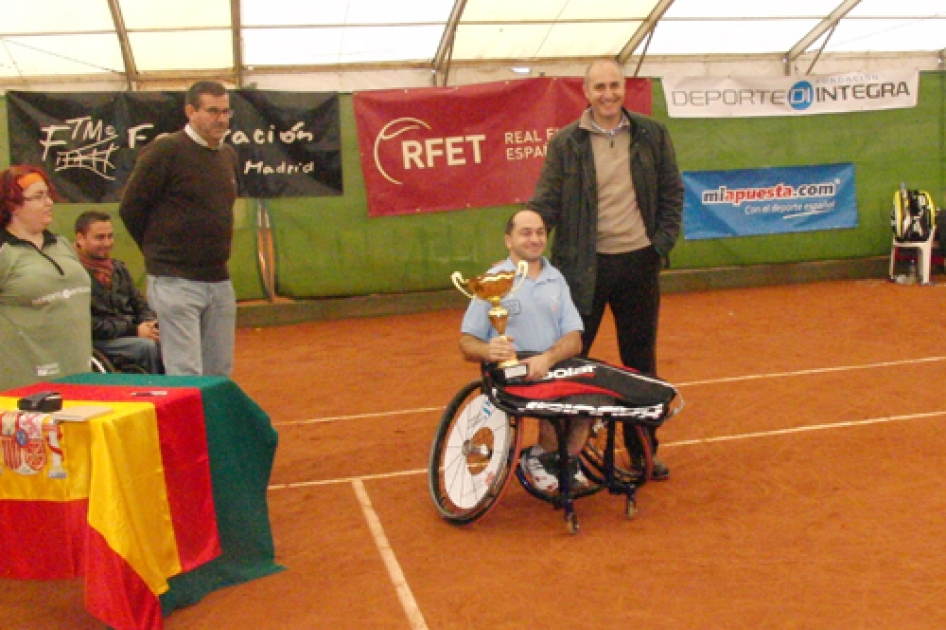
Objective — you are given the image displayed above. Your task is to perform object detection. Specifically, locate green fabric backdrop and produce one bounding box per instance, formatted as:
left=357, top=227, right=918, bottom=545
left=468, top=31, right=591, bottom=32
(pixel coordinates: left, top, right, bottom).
left=2, top=72, right=944, bottom=300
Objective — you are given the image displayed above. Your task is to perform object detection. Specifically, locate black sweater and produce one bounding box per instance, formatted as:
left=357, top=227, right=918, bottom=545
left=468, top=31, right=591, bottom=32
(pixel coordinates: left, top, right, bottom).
left=119, top=130, right=239, bottom=282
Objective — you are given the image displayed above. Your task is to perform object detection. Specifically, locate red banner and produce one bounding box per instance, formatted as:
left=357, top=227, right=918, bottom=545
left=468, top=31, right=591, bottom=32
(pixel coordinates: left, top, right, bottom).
left=353, top=77, right=651, bottom=217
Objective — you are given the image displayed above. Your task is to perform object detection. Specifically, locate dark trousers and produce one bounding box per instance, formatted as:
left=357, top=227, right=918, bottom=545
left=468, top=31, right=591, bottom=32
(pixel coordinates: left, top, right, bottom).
left=581, top=246, right=662, bottom=374
left=581, top=246, right=663, bottom=451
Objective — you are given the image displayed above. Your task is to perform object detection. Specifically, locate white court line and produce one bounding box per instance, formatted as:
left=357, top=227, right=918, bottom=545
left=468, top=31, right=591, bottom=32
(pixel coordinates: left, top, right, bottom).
left=268, top=408, right=946, bottom=491
left=352, top=480, right=429, bottom=630
left=269, top=468, right=425, bottom=490
left=275, top=407, right=443, bottom=426
left=661, top=409, right=946, bottom=447
left=273, top=355, right=946, bottom=428
left=675, top=355, right=946, bottom=388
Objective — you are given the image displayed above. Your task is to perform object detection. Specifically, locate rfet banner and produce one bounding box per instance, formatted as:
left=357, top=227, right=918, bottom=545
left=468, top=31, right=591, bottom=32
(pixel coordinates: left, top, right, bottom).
left=353, top=77, right=651, bottom=217
left=6, top=90, right=342, bottom=202
left=683, top=163, right=858, bottom=240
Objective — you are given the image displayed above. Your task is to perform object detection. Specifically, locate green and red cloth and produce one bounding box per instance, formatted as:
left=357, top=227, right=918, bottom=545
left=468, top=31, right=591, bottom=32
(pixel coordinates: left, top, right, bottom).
left=0, top=375, right=281, bottom=630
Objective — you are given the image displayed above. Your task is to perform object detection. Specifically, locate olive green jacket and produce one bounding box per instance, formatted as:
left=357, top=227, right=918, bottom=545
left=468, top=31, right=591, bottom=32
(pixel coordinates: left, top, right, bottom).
left=527, top=107, right=684, bottom=318
left=0, top=230, right=91, bottom=390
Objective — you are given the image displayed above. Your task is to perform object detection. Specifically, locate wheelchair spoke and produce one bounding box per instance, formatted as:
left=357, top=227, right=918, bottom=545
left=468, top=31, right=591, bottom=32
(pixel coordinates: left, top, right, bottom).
left=429, top=381, right=520, bottom=524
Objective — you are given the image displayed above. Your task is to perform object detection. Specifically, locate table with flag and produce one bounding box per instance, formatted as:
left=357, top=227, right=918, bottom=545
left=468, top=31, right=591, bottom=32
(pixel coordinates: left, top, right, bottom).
left=0, top=374, right=282, bottom=630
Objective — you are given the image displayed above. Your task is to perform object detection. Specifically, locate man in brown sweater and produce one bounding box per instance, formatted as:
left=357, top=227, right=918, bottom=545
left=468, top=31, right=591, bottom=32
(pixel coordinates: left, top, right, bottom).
left=119, top=80, right=240, bottom=376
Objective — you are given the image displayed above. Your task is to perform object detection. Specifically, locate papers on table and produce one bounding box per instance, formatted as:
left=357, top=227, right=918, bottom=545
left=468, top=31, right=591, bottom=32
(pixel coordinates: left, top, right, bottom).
left=51, top=406, right=113, bottom=422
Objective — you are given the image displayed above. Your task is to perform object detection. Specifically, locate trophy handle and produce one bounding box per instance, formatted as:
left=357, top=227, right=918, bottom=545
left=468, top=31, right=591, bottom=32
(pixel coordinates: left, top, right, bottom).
left=450, top=271, right=476, bottom=299
left=508, top=260, right=529, bottom=296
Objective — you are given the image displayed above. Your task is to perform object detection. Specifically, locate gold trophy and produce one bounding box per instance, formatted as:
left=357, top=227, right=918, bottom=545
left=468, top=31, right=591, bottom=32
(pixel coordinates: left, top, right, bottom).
left=452, top=260, right=529, bottom=368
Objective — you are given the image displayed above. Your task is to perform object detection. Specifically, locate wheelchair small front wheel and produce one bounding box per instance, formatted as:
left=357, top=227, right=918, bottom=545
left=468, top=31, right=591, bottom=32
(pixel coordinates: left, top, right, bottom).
left=625, top=497, right=639, bottom=520
left=428, top=380, right=522, bottom=525
left=566, top=511, right=580, bottom=535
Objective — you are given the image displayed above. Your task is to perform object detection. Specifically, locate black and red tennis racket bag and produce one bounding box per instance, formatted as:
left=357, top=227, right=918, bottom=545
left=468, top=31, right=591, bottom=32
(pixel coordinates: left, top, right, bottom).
left=484, top=356, right=679, bottom=427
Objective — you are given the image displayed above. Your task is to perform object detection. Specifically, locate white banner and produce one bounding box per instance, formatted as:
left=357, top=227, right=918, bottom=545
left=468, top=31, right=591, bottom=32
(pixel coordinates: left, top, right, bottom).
left=664, top=72, right=918, bottom=118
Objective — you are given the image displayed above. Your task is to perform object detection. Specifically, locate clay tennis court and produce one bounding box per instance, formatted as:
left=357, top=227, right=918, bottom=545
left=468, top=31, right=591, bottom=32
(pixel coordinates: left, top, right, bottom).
left=5, top=277, right=946, bottom=629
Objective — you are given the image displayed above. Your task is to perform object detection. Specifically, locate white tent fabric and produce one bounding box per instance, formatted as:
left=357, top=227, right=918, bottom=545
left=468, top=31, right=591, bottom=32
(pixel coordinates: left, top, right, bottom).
left=0, top=0, right=944, bottom=92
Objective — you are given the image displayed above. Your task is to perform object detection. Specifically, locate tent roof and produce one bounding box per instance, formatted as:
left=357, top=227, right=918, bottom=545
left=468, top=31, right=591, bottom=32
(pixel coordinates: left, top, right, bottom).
left=1, top=0, right=944, bottom=92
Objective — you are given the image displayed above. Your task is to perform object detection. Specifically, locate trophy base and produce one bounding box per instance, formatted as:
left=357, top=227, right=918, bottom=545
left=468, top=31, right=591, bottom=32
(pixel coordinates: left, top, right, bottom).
left=499, top=362, right=529, bottom=380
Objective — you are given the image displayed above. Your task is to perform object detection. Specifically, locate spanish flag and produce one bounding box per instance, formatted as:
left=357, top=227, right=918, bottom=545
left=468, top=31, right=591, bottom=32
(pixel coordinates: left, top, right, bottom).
left=0, top=383, right=220, bottom=630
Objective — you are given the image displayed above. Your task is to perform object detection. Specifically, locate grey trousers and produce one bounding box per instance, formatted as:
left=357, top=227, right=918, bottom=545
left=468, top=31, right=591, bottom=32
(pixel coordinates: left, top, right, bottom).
left=94, top=337, right=163, bottom=374
left=146, top=275, right=236, bottom=377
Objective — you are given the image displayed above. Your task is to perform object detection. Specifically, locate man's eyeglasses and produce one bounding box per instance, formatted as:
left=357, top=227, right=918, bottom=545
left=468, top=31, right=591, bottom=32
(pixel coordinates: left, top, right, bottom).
left=202, top=107, right=234, bottom=119
left=23, top=191, right=53, bottom=203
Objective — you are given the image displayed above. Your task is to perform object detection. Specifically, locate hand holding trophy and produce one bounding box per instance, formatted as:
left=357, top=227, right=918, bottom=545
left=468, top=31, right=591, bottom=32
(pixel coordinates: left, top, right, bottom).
left=451, top=259, right=529, bottom=368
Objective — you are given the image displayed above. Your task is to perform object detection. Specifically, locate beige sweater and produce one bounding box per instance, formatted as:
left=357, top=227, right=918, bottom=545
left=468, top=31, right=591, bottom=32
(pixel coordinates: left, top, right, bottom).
left=580, top=110, right=651, bottom=254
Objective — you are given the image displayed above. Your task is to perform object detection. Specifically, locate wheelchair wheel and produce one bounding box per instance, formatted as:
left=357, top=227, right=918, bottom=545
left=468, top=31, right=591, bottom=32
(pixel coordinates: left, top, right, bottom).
left=91, top=347, right=150, bottom=374
left=428, top=380, right=522, bottom=525
left=580, top=420, right=653, bottom=485
left=91, top=349, right=117, bottom=373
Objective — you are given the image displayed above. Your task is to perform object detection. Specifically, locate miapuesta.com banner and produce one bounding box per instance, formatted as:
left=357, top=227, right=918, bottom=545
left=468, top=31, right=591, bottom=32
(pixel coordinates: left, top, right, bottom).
left=664, top=72, right=918, bottom=118
left=683, top=163, right=858, bottom=240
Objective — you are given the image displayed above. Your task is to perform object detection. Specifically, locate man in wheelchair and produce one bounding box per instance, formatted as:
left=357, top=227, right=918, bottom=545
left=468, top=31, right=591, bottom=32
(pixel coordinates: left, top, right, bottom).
left=459, top=209, right=589, bottom=493
left=75, top=211, right=164, bottom=374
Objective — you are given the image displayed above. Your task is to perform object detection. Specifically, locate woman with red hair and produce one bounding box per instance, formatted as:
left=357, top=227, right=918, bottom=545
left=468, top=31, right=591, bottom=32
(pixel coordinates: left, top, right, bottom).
left=1, top=165, right=91, bottom=390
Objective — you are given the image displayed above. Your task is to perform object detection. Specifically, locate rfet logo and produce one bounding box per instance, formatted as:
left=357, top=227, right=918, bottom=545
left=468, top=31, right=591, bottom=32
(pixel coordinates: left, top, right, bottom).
left=373, top=117, right=486, bottom=185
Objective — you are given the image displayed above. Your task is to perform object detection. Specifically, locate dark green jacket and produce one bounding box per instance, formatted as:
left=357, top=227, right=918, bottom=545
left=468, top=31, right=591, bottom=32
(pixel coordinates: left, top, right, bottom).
left=87, top=258, right=157, bottom=341
left=527, top=107, right=684, bottom=318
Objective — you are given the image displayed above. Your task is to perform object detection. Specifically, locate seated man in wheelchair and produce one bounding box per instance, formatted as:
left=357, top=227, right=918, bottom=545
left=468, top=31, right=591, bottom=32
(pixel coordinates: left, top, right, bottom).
left=75, top=211, right=164, bottom=374
left=459, top=209, right=589, bottom=493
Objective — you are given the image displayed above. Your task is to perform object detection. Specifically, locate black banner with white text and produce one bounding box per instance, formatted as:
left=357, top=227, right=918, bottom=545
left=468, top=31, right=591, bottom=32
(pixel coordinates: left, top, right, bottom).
left=6, top=90, right=342, bottom=201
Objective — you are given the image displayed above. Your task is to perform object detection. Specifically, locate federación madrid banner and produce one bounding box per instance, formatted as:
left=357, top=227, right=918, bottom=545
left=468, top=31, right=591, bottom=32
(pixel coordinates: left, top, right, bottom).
left=353, top=77, right=652, bottom=217
left=664, top=71, right=918, bottom=118
left=6, top=90, right=342, bottom=202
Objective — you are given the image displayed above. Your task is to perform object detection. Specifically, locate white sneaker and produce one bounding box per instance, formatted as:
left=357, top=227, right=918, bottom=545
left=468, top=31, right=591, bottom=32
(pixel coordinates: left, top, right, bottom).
left=520, top=445, right=560, bottom=493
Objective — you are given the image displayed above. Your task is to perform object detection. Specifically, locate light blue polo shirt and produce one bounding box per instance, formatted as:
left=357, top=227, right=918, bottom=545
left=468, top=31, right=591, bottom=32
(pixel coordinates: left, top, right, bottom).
left=460, top=257, right=583, bottom=353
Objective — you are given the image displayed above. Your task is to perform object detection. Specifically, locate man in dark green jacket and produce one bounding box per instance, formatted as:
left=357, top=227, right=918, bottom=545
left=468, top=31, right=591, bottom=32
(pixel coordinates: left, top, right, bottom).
left=75, top=211, right=163, bottom=374
left=528, top=59, right=684, bottom=479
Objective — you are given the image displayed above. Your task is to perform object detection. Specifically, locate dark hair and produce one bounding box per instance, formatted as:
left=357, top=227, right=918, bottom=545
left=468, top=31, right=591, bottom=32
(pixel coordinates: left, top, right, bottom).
left=584, top=58, right=624, bottom=88
left=0, top=165, right=56, bottom=228
left=75, top=210, right=112, bottom=235
left=505, top=209, right=546, bottom=235
left=186, top=80, right=228, bottom=109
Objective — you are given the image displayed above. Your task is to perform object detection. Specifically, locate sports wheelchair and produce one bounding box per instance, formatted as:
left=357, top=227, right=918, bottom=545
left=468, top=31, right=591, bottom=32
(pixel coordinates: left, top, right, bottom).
left=428, top=355, right=683, bottom=534
left=90, top=347, right=149, bottom=374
